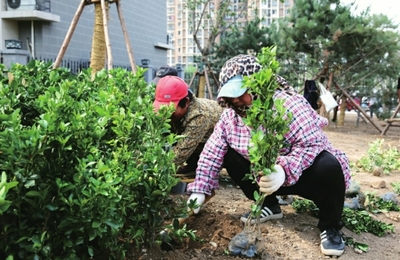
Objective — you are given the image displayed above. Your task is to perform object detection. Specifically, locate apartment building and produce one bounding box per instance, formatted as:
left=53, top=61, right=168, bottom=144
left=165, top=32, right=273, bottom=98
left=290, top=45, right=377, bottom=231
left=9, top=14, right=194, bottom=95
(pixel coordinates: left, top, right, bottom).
left=167, top=0, right=294, bottom=69
left=0, top=0, right=173, bottom=81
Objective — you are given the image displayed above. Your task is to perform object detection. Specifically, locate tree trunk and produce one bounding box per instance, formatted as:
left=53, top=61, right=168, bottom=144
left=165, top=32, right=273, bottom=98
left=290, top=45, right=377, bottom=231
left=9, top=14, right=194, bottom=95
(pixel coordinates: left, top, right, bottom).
left=90, top=3, right=108, bottom=77
left=197, top=74, right=206, bottom=98
left=338, top=96, right=346, bottom=126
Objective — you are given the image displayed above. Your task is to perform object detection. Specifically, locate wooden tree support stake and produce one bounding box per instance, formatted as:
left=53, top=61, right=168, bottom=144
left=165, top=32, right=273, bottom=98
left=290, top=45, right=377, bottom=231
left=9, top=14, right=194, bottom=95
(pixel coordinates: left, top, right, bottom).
left=53, top=0, right=86, bottom=69
left=101, top=0, right=112, bottom=70
left=333, top=81, right=383, bottom=134
left=115, top=0, right=136, bottom=74
left=53, top=0, right=137, bottom=74
left=188, top=68, right=198, bottom=89
left=203, top=65, right=213, bottom=100
left=381, top=103, right=400, bottom=135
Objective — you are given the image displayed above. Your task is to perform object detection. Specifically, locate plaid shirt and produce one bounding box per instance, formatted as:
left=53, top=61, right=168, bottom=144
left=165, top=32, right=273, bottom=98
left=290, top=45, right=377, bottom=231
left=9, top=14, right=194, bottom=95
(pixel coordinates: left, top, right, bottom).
left=187, top=90, right=351, bottom=196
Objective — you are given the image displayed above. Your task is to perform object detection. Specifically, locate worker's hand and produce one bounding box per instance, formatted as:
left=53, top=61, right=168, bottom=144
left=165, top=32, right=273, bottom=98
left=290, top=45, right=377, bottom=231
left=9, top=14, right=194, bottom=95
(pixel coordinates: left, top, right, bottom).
left=258, top=165, right=285, bottom=195
left=187, top=193, right=206, bottom=214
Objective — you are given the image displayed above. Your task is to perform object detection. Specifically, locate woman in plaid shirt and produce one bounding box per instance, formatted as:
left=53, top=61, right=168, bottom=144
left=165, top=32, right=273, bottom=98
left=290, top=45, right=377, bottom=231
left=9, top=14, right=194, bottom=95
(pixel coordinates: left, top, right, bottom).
left=186, top=55, right=351, bottom=257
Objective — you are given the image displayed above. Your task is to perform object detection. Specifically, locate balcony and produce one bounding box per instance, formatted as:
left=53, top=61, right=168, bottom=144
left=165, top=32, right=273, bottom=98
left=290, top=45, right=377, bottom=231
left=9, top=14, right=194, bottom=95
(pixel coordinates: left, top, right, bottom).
left=1, top=0, right=60, bottom=22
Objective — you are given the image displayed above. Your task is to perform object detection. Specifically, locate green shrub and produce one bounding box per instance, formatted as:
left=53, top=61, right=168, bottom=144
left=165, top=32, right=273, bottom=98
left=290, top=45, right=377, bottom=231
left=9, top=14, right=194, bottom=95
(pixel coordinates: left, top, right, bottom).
left=391, top=182, right=400, bottom=195
left=0, top=61, right=183, bottom=259
left=357, top=139, right=400, bottom=174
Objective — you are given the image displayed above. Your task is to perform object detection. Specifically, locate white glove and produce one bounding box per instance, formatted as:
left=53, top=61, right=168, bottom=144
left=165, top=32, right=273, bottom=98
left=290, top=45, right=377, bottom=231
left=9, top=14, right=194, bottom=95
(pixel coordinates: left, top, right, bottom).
left=258, top=165, right=285, bottom=195
left=187, top=193, right=205, bottom=214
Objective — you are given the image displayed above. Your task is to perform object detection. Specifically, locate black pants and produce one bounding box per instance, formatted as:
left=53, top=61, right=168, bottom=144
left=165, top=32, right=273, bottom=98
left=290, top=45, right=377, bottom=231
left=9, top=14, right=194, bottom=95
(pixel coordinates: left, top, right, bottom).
left=223, top=148, right=345, bottom=231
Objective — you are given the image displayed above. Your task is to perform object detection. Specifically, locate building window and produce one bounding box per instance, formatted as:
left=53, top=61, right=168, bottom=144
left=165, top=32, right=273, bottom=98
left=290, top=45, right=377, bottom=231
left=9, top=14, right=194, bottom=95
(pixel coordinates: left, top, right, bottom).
left=272, top=0, right=277, bottom=6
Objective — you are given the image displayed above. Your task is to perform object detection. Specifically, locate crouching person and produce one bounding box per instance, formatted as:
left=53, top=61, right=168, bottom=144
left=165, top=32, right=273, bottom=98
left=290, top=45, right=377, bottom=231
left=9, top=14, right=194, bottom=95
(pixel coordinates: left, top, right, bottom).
left=186, top=54, right=351, bottom=257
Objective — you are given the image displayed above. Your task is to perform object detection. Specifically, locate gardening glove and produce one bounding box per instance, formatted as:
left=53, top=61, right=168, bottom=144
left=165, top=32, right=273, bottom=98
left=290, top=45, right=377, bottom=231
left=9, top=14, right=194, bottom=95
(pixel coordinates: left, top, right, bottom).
left=187, top=193, right=205, bottom=214
left=258, top=165, right=285, bottom=195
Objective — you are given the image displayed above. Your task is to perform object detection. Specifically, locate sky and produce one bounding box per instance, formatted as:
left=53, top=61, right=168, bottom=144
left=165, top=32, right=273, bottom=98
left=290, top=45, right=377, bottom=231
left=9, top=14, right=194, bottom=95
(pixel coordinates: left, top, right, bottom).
left=340, top=0, right=400, bottom=25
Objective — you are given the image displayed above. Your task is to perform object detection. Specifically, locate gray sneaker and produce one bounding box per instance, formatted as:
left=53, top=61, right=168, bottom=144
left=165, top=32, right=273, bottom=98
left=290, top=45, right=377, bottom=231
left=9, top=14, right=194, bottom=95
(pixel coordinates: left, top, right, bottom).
left=320, top=228, right=345, bottom=256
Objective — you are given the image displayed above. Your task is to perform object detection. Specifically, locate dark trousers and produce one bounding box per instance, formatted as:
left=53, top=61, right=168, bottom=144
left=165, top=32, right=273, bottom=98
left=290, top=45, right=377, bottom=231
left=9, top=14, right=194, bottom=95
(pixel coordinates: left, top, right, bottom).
left=223, top=148, right=345, bottom=231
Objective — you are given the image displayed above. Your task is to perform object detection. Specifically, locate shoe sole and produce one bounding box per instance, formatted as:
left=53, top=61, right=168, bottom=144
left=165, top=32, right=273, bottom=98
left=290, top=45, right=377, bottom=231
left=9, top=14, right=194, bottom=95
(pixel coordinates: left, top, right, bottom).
left=320, top=245, right=344, bottom=256
left=240, top=212, right=283, bottom=224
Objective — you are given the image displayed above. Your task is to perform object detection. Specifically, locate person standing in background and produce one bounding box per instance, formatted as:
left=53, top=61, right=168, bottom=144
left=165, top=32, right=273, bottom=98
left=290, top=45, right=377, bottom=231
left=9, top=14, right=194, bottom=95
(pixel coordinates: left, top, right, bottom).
left=368, top=96, right=377, bottom=118
left=152, top=65, right=179, bottom=84
left=397, top=77, right=400, bottom=103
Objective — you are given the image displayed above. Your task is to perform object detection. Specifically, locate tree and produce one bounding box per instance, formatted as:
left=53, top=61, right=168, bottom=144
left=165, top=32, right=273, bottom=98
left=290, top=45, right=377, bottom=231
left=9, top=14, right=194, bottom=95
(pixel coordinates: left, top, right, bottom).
left=90, top=2, right=109, bottom=77
left=185, top=0, right=251, bottom=97
left=271, top=0, right=400, bottom=125
left=212, top=17, right=273, bottom=69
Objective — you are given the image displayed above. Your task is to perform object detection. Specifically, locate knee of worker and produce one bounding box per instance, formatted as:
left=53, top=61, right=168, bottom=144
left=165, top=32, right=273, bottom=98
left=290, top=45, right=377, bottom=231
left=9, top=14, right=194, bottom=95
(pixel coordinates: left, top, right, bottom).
left=223, top=147, right=250, bottom=182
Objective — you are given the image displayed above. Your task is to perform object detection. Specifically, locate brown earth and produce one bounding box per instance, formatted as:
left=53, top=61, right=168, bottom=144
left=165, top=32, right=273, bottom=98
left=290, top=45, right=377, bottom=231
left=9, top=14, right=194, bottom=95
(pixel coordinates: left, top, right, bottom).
left=134, top=111, right=400, bottom=260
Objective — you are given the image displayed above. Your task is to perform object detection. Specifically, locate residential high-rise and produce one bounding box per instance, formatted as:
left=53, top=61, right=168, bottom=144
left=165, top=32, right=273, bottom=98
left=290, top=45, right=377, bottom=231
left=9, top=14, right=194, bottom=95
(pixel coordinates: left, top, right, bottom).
left=167, top=0, right=294, bottom=70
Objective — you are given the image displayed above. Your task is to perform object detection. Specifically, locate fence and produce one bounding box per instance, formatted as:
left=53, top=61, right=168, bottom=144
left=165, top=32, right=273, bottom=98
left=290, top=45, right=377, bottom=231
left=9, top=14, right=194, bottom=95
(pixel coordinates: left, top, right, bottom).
left=28, top=57, right=132, bottom=75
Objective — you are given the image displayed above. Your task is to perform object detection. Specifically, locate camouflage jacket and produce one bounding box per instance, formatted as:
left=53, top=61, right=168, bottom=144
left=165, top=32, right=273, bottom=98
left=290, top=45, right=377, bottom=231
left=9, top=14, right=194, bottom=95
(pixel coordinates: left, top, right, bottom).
left=172, top=96, right=224, bottom=166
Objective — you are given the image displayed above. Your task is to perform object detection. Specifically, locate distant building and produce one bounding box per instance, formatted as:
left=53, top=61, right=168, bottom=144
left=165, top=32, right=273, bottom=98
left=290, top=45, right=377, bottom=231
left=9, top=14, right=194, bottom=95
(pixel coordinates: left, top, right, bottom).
left=167, top=0, right=294, bottom=70
left=0, top=0, right=173, bottom=82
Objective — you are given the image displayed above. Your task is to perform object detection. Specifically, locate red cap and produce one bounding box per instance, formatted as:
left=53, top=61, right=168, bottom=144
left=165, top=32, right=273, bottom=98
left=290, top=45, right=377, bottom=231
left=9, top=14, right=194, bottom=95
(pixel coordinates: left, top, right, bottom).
left=153, top=76, right=188, bottom=111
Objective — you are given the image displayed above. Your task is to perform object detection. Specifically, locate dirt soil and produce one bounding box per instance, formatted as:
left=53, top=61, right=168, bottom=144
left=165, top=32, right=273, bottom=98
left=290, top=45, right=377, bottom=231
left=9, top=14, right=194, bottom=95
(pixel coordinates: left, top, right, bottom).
left=135, top=112, right=400, bottom=260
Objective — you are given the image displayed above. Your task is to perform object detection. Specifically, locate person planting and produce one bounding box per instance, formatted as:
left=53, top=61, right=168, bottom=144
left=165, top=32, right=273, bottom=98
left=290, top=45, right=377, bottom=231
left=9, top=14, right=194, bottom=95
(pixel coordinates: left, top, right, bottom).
left=186, top=54, right=351, bottom=257
left=153, top=76, right=223, bottom=175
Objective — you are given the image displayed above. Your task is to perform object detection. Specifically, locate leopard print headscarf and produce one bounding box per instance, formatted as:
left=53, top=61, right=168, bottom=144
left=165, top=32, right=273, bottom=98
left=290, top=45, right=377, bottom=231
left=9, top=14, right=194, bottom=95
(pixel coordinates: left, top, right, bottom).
left=218, top=54, right=297, bottom=117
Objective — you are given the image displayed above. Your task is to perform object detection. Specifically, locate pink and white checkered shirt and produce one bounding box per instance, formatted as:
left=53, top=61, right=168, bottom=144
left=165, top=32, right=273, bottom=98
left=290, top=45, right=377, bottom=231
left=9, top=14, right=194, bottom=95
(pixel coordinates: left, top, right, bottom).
left=187, top=90, right=351, bottom=196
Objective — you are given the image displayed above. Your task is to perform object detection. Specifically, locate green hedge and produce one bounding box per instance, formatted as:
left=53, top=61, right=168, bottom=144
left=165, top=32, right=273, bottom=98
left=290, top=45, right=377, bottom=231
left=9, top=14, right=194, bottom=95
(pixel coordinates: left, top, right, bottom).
left=0, top=61, right=182, bottom=259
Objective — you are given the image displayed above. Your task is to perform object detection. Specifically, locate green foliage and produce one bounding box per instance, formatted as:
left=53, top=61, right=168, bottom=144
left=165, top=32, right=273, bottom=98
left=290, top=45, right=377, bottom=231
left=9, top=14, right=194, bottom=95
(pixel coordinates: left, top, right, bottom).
left=272, top=0, right=400, bottom=102
left=364, top=192, right=400, bottom=213
left=391, top=182, right=400, bottom=195
left=185, top=0, right=251, bottom=63
left=357, top=139, right=400, bottom=174
left=345, top=237, right=369, bottom=253
left=291, top=197, right=318, bottom=214
left=212, top=17, right=273, bottom=69
left=342, top=208, right=394, bottom=237
left=291, top=198, right=395, bottom=237
left=241, top=46, right=292, bottom=224
left=0, top=61, right=185, bottom=259
left=0, top=172, right=18, bottom=215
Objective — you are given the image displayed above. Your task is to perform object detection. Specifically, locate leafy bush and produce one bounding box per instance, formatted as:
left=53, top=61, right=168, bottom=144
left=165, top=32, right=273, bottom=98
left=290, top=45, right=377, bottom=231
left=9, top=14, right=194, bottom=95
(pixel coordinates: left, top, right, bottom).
left=0, top=172, right=18, bottom=215
left=364, top=192, right=400, bottom=213
left=391, top=182, right=400, bottom=195
left=292, top=198, right=394, bottom=237
left=0, top=61, right=184, bottom=259
left=357, top=139, right=400, bottom=174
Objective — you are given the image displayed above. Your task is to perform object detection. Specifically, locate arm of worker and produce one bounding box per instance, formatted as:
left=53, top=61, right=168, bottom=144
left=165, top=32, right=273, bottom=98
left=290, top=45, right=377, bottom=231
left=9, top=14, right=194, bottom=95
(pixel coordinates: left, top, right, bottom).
left=172, top=113, right=210, bottom=166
